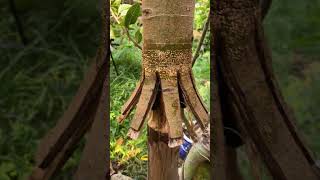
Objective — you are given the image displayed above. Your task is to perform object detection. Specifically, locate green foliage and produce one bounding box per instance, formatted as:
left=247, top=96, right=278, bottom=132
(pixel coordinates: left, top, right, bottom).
left=110, top=0, right=142, bottom=50
left=124, top=3, right=141, bottom=28
left=194, top=0, right=210, bottom=30
left=135, top=29, right=142, bottom=43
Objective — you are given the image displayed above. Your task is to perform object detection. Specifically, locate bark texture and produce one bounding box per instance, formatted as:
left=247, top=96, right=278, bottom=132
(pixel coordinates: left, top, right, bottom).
left=148, top=128, right=180, bottom=180
left=212, top=0, right=320, bottom=179
left=118, top=0, right=209, bottom=147
left=117, top=0, right=210, bottom=179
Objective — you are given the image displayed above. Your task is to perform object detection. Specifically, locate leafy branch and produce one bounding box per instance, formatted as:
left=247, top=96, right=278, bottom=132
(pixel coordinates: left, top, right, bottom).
left=111, top=3, right=142, bottom=50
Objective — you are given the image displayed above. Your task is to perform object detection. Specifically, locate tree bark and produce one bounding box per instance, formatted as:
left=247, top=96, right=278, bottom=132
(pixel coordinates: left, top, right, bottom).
left=118, top=0, right=210, bottom=178
left=212, top=0, right=320, bottom=179
left=148, top=127, right=180, bottom=180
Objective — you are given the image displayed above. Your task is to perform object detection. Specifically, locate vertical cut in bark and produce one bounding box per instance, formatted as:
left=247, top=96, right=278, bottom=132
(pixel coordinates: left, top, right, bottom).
left=118, top=0, right=209, bottom=147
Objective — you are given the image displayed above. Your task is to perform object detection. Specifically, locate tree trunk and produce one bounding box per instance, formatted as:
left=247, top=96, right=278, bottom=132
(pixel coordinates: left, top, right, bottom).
left=212, top=0, right=320, bottom=179
left=143, top=0, right=194, bottom=178
left=148, top=127, right=180, bottom=180
left=118, top=0, right=210, bottom=178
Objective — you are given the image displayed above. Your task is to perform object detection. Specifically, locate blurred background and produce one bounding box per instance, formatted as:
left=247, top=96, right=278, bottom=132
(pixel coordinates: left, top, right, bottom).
left=0, top=0, right=318, bottom=179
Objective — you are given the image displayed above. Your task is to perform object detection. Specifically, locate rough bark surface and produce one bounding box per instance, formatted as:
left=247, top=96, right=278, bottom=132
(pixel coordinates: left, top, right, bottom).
left=118, top=0, right=209, bottom=148
left=148, top=127, right=180, bottom=180
left=211, top=4, right=227, bottom=180
left=117, top=0, right=210, bottom=179
left=212, top=0, right=320, bottom=179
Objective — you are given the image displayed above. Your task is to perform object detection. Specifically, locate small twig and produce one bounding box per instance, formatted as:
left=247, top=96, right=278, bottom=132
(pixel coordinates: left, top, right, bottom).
left=111, top=8, right=142, bottom=50
left=110, top=45, right=119, bottom=76
left=124, top=28, right=142, bottom=50
left=192, top=13, right=210, bottom=67
left=8, top=0, right=28, bottom=45
left=260, top=0, right=272, bottom=20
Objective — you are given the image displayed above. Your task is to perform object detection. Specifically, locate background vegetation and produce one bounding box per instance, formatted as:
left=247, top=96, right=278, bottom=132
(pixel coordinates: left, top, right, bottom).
left=0, top=0, right=318, bottom=179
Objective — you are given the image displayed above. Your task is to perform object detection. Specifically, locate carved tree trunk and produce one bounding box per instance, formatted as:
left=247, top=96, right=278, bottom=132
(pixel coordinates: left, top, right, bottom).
left=118, top=0, right=209, bottom=179
left=212, top=0, right=320, bottom=180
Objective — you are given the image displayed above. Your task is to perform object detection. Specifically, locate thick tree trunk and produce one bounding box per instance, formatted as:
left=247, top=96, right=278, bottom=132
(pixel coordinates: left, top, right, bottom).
left=118, top=0, right=210, bottom=178
left=212, top=0, right=320, bottom=179
left=143, top=0, right=195, bottom=178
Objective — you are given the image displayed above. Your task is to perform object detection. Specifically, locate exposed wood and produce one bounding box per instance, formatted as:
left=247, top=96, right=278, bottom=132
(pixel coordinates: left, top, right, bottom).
left=117, top=73, right=144, bottom=123
left=119, top=0, right=209, bottom=147
left=148, top=127, right=179, bottom=180
left=179, top=71, right=209, bottom=129
left=129, top=73, right=158, bottom=136
left=117, top=0, right=212, bottom=178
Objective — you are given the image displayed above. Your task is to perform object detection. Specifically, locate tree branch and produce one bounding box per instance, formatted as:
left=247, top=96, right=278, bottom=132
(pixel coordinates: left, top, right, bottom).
left=192, top=13, right=210, bottom=67
left=110, top=8, right=142, bottom=50
left=110, top=45, right=119, bottom=76
left=124, top=28, right=142, bottom=50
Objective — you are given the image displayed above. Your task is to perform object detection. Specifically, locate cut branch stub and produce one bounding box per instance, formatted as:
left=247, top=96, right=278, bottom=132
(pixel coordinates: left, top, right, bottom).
left=117, top=0, right=209, bottom=148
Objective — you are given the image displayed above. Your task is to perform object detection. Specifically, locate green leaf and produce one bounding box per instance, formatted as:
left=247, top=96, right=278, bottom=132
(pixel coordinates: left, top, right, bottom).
left=124, top=3, right=141, bottom=28
left=118, top=4, right=132, bottom=17
left=135, top=30, right=142, bottom=43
